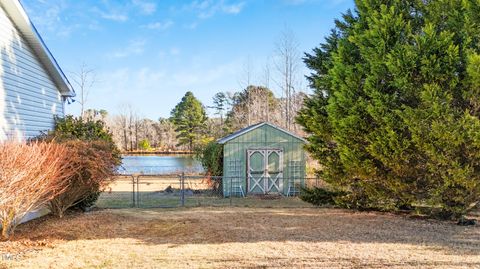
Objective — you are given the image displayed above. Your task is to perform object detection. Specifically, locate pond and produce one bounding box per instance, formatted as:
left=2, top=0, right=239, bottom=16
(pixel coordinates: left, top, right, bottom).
left=119, top=155, right=204, bottom=175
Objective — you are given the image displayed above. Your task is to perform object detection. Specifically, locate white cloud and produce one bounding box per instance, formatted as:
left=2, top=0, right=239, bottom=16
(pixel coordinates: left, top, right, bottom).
left=157, top=47, right=181, bottom=59
left=100, top=12, right=128, bottom=22
left=100, top=59, right=240, bottom=94
left=283, top=0, right=348, bottom=6
left=132, top=0, right=157, bottom=15
left=94, top=67, right=167, bottom=108
left=93, top=0, right=158, bottom=22
left=136, top=68, right=167, bottom=89
left=221, top=2, right=244, bottom=14
left=87, top=20, right=102, bottom=31
left=23, top=0, right=79, bottom=37
left=90, top=5, right=129, bottom=22
left=186, top=0, right=246, bottom=19
left=96, top=67, right=167, bottom=95
left=171, top=59, right=241, bottom=87
left=95, top=0, right=158, bottom=22
left=86, top=58, right=244, bottom=118
left=142, top=20, right=174, bottom=30
left=170, top=47, right=181, bottom=56
left=184, top=22, right=199, bottom=30
left=283, top=0, right=307, bottom=4
left=109, top=39, right=146, bottom=58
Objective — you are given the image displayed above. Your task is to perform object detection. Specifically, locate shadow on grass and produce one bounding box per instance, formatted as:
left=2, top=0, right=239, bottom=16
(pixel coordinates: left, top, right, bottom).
left=7, top=207, right=479, bottom=260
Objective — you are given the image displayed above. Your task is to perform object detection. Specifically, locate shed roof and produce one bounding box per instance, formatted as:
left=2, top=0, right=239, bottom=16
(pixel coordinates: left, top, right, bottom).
left=0, top=0, right=75, bottom=97
left=217, top=122, right=306, bottom=144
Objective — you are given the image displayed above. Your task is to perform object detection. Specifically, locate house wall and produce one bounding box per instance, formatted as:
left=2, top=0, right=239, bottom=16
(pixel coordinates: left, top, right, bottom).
left=223, top=124, right=306, bottom=196
left=0, top=6, right=64, bottom=140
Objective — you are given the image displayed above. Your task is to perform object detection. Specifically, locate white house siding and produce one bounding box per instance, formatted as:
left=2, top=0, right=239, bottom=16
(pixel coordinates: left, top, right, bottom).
left=0, top=6, right=64, bottom=140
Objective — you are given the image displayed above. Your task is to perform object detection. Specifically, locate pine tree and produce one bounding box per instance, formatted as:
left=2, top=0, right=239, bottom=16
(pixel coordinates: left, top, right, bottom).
left=299, top=0, right=480, bottom=217
left=170, top=91, right=208, bottom=151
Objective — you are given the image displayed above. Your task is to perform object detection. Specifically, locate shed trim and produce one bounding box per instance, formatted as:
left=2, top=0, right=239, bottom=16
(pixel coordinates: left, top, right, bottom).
left=0, top=0, right=75, bottom=97
left=217, top=122, right=306, bottom=144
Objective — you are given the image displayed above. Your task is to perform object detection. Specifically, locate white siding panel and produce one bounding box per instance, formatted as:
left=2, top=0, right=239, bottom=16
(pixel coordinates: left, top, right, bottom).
left=0, top=49, right=53, bottom=82
left=3, top=76, right=62, bottom=99
left=5, top=94, right=60, bottom=114
left=0, top=6, right=64, bottom=140
left=2, top=59, right=57, bottom=86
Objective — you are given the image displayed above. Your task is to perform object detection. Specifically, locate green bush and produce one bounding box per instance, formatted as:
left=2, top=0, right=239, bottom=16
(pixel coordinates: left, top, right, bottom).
left=46, top=115, right=115, bottom=143
left=38, top=116, right=121, bottom=212
left=138, top=139, right=152, bottom=151
left=300, top=186, right=353, bottom=207
left=196, top=141, right=223, bottom=176
left=300, top=187, right=337, bottom=206
left=74, top=191, right=101, bottom=211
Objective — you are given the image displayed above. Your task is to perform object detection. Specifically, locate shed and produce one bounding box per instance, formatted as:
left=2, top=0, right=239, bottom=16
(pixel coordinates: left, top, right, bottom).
left=217, top=122, right=306, bottom=197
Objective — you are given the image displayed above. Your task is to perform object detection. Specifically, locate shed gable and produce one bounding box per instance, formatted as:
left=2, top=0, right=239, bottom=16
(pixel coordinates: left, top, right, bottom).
left=227, top=124, right=295, bottom=144
left=217, top=122, right=306, bottom=145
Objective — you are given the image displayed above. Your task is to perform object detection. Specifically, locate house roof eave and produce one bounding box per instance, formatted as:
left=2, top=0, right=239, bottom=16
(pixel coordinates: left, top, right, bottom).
left=0, top=0, right=75, bottom=97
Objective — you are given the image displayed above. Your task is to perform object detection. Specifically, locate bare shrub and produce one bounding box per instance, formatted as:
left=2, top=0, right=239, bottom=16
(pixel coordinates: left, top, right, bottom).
left=48, top=140, right=118, bottom=218
left=0, top=141, right=75, bottom=240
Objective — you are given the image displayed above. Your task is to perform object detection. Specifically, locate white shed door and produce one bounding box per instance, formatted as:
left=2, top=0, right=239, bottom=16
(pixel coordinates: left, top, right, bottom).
left=247, top=149, right=283, bottom=194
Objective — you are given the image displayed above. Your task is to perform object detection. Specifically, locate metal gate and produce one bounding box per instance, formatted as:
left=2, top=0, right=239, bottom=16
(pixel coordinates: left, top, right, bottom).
left=247, top=149, right=284, bottom=194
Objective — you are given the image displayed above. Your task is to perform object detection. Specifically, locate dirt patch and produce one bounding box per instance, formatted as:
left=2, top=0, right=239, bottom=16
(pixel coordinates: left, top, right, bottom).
left=0, top=207, right=479, bottom=268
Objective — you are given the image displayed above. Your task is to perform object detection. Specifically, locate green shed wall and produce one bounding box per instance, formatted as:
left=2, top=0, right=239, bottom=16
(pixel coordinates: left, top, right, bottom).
left=222, top=124, right=306, bottom=196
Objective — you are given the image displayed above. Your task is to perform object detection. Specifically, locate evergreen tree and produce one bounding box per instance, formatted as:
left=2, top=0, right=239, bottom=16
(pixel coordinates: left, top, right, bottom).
left=299, top=0, right=480, bottom=217
left=211, top=92, right=229, bottom=125
left=170, top=91, right=208, bottom=151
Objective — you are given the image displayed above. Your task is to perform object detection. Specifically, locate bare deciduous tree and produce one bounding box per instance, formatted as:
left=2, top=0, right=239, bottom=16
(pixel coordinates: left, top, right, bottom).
left=113, top=104, right=140, bottom=151
left=238, top=56, right=256, bottom=125
left=262, top=60, right=272, bottom=122
left=71, top=63, right=96, bottom=117
left=274, top=27, right=300, bottom=131
left=113, top=106, right=129, bottom=151
left=106, top=105, right=181, bottom=152
left=227, top=86, right=279, bottom=130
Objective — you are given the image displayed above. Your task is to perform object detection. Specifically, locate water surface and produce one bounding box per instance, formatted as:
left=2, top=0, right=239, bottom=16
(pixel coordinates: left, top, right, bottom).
left=120, top=155, right=203, bottom=174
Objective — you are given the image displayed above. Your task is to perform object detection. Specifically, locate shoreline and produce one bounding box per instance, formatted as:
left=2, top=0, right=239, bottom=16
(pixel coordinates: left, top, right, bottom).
left=122, top=151, right=194, bottom=155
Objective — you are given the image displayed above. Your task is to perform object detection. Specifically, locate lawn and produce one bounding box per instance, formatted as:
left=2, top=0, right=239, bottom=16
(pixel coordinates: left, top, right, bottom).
left=0, top=207, right=479, bottom=268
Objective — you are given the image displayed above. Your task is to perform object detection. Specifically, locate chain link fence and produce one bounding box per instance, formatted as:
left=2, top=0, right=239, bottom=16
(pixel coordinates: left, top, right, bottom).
left=96, top=175, right=136, bottom=208
left=96, top=174, right=324, bottom=208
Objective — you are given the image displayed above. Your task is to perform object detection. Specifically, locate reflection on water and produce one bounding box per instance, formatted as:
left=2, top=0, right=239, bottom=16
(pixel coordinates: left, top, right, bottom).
left=119, top=155, right=203, bottom=174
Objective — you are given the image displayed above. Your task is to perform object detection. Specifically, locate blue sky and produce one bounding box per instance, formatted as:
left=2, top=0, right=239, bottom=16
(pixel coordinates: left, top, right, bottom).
left=22, top=0, right=354, bottom=119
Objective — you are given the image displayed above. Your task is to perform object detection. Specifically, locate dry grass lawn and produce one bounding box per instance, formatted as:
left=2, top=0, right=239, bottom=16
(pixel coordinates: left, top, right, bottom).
left=0, top=207, right=479, bottom=268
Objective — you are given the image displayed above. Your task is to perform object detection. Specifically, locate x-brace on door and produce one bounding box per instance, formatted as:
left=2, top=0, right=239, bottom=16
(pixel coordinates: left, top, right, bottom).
left=247, top=149, right=283, bottom=194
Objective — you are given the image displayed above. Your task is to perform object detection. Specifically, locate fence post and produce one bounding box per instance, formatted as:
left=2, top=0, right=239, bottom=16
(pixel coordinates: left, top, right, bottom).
left=229, top=176, right=232, bottom=206
left=136, top=175, right=140, bottom=207
left=131, top=175, right=136, bottom=207
left=181, top=172, right=185, bottom=207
